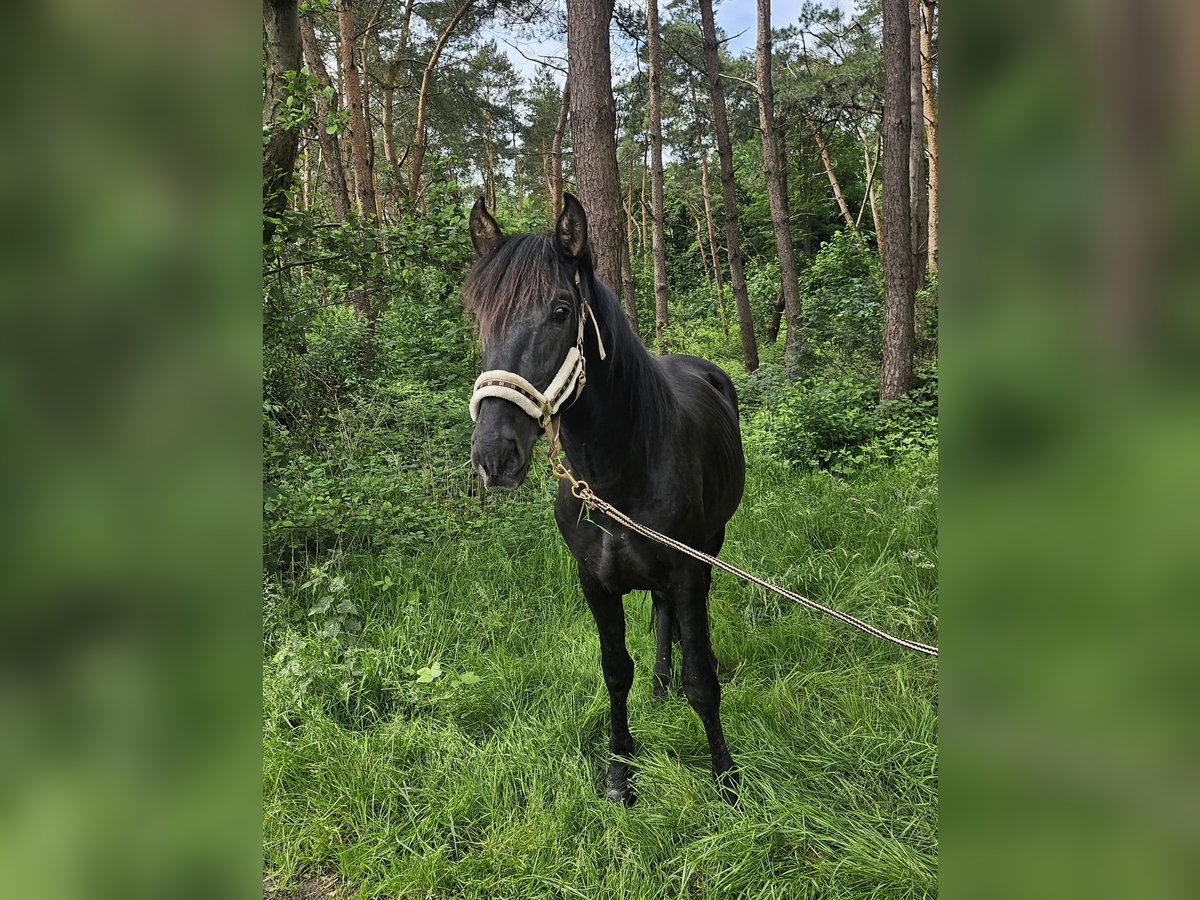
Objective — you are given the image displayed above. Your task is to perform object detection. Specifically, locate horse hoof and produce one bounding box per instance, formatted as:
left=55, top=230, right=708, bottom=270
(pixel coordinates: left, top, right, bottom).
left=605, top=764, right=636, bottom=806
left=605, top=785, right=636, bottom=806
left=651, top=675, right=670, bottom=700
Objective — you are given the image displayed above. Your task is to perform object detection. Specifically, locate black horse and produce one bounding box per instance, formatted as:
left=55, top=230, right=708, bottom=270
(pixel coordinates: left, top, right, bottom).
left=464, top=194, right=746, bottom=804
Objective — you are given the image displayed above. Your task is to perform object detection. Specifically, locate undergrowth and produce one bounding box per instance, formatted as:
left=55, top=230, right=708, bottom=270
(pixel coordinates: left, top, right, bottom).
left=263, top=434, right=938, bottom=899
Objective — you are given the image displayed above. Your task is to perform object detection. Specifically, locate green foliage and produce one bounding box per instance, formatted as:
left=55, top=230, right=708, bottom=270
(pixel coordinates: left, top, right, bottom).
left=263, top=453, right=938, bottom=897
left=740, top=363, right=938, bottom=474
left=802, top=229, right=884, bottom=361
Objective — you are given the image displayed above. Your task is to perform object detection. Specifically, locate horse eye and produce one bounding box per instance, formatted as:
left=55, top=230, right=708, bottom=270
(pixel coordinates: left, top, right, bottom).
left=551, top=304, right=570, bottom=322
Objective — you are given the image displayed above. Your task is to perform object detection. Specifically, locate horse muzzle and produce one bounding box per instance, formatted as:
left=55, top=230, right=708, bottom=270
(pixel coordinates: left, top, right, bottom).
left=470, top=423, right=533, bottom=490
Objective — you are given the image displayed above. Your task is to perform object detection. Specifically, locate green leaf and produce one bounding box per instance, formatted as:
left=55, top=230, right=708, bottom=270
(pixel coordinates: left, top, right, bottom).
left=415, top=661, right=442, bottom=683
left=456, top=672, right=481, bottom=685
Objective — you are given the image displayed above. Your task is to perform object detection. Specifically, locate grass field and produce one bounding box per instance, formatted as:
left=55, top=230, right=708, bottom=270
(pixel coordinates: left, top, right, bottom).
left=263, top=450, right=939, bottom=899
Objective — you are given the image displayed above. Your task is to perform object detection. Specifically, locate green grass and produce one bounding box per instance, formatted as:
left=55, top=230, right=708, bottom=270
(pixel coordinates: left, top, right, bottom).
left=263, top=450, right=938, bottom=899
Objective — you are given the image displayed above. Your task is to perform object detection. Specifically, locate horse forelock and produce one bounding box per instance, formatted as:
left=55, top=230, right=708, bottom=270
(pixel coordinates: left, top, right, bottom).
left=462, top=233, right=564, bottom=341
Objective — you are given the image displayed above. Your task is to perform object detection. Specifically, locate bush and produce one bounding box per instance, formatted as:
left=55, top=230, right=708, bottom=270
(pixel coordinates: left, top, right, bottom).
left=742, top=363, right=938, bottom=474
left=801, top=230, right=884, bottom=364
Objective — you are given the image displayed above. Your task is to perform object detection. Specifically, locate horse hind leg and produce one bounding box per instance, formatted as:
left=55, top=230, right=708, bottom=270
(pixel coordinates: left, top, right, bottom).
left=651, top=591, right=678, bottom=699
left=674, top=566, right=739, bottom=804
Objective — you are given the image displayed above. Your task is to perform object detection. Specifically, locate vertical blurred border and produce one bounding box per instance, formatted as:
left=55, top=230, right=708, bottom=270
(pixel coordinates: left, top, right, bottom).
left=0, top=2, right=261, bottom=898
left=946, top=0, right=1200, bottom=897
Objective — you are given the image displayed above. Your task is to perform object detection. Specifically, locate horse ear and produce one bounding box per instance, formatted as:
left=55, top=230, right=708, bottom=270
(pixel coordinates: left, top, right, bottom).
left=469, top=198, right=503, bottom=257
left=555, top=193, right=588, bottom=260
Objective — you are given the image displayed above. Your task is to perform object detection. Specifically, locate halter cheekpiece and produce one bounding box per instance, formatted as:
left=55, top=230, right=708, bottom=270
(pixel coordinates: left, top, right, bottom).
left=469, top=271, right=607, bottom=429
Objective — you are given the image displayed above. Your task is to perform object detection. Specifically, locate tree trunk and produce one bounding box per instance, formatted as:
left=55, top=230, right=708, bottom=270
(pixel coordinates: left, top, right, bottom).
left=647, top=0, right=670, bottom=353
left=408, top=0, right=477, bottom=197
left=909, top=0, right=928, bottom=291
left=921, top=0, right=938, bottom=276
left=624, top=143, right=637, bottom=277
left=639, top=144, right=649, bottom=271
left=765, top=290, right=785, bottom=343
left=299, top=14, right=351, bottom=223
left=552, top=77, right=570, bottom=213
left=337, top=0, right=377, bottom=222
left=699, top=0, right=758, bottom=372
left=566, top=0, right=636, bottom=328
left=696, top=125, right=729, bottom=339
left=857, top=123, right=884, bottom=260
left=263, top=0, right=302, bottom=243
left=805, top=115, right=856, bottom=231
left=881, top=0, right=915, bottom=400
left=756, top=0, right=803, bottom=363
left=693, top=210, right=711, bottom=288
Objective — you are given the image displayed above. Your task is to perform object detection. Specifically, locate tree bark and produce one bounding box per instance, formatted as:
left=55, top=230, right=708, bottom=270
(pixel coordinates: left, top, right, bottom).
left=881, top=0, right=916, bottom=400
left=908, top=0, right=928, bottom=291
left=756, top=0, right=803, bottom=363
left=696, top=121, right=728, bottom=339
left=624, top=141, right=637, bottom=276
left=921, top=0, right=938, bottom=275
left=805, top=114, right=856, bottom=231
left=299, top=14, right=351, bottom=222
left=699, top=0, right=758, bottom=372
left=551, top=76, right=570, bottom=214
left=337, top=0, right=377, bottom=222
left=263, top=0, right=302, bottom=243
left=647, top=0, right=670, bottom=353
left=693, top=210, right=711, bottom=288
left=857, top=123, right=884, bottom=259
left=566, top=0, right=636, bottom=328
left=765, top=290, right=785, bottom=343
left=639, top=149, right=649, bottom=272
left=408, top=0, right=478, bottom=197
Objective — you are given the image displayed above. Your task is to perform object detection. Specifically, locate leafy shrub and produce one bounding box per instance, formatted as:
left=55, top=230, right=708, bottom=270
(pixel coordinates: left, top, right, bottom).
left=800, top=229, right=884, bottom=363
left=742, top=363, right=938, bottom=474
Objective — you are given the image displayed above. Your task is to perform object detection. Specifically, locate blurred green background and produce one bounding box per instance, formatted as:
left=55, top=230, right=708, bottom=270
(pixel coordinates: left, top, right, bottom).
left=0, top=0, right=1197, bottom=897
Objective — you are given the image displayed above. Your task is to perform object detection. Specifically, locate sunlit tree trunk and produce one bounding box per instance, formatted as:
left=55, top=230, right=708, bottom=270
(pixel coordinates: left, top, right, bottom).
left=909, top=0, right=928, bottom=291
left=552, top=77, right=570, bottom=214
left=337, top=0, right=376, bottom=222
left=699, top=0, right=758, bottom=372
left=647, top=0, right=669, bottom=353
left=695, top=114, right=728, bottom=339
left=756, top=0, right=803, bottom=363
left=408, top=0, right=477, bottom=198
left=805, top=115, right=855, bottom=232
left=881, top=0, right=916, bottom=400
left=639, top=149, right=649, bottom=273
left=921, top=0, right=938, bottom=275
left=263, top=0, right=302, bottom=243
left=857, top=123, right=884, bottom=260
left=566, top=0, right=637, bottom=327
left=298, top=14, right=350, bottom=223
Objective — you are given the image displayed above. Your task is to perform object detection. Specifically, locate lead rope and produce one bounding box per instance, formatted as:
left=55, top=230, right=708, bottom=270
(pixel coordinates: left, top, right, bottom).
left=543, top=437, right=938, bottom=658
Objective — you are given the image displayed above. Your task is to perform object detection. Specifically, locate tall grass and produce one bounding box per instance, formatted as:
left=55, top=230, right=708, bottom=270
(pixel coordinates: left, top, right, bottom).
left=263, top=449, right=938, bottom=899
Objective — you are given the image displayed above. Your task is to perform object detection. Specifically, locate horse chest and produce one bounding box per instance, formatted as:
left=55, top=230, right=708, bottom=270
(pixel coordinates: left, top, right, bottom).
left=567, top=521, right=669, bottom=595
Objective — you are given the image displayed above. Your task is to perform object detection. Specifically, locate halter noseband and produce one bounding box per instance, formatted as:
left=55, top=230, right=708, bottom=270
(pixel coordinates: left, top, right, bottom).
left=469, top=271, right=607, bottom=429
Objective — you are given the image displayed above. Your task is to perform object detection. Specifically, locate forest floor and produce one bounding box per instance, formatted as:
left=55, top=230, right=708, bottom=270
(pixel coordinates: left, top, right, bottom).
left=263, top=451, right=938, bottom=900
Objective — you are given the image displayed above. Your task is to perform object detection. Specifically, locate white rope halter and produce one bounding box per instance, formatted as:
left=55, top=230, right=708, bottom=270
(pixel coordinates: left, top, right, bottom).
left=469, top=273, right=607, bottom=428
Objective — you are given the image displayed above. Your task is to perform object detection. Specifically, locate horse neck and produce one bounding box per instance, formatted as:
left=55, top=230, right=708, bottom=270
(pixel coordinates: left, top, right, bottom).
left=558, top=308, right=668, bottom=495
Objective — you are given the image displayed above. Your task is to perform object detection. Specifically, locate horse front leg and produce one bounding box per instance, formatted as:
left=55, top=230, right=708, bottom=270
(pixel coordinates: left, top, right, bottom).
left=674, top=565, right=739, bottom=804
left=580, top=569, right=636, bottom=805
